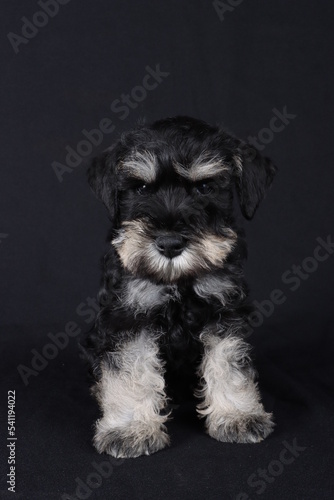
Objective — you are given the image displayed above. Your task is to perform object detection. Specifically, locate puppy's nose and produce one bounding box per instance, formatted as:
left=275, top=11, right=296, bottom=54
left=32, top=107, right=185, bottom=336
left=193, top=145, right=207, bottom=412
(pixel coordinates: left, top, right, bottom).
left=155, top=235, right=186, bottom=259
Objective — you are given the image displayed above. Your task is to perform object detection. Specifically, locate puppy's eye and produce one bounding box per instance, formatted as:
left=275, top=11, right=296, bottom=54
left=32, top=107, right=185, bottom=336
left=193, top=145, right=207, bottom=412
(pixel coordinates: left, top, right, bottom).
left=136, top=184, right=150, bottom=195
left=194, top=181, right=214, bottom=195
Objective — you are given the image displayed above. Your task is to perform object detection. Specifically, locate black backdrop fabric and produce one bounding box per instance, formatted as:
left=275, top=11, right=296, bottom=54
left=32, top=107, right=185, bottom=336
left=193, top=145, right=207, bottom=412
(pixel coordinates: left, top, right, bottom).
left=1, top=1, right=334, bottom=499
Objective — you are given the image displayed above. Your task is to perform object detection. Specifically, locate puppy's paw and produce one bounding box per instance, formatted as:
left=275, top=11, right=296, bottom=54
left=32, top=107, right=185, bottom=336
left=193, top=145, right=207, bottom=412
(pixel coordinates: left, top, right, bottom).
left=206, top=412, right=274, bottom=444
left=93, top=420, right=170, bottom=458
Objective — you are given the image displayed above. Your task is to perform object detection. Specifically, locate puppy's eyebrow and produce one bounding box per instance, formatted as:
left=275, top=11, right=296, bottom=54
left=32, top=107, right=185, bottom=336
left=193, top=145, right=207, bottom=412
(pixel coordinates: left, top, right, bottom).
left=233, top=154, right=243, bottom=175
left=174, top=153, right=228, bottom=181
left=120, top=151, right=157, bottom=183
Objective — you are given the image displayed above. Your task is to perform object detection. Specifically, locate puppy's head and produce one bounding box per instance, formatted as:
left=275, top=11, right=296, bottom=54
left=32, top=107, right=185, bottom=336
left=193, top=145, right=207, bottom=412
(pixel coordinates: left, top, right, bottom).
left=88, top=116, right=277, bottom=282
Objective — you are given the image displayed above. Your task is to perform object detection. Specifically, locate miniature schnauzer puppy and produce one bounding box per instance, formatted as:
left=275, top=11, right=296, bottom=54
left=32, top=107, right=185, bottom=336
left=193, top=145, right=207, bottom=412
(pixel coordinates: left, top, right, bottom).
left=82, top=116, right=276, bottom=458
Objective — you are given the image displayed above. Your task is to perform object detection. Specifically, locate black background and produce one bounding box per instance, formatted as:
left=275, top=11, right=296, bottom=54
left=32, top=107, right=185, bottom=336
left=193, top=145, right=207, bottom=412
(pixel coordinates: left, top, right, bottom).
left=1, top=1, right=334, bottom=499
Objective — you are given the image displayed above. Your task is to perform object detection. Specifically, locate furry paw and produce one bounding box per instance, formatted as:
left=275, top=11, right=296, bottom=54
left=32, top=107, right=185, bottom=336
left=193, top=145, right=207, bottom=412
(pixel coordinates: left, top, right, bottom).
left=93, top=420, right=170, bottom=458
left=206, top=412, right=274, bottom=443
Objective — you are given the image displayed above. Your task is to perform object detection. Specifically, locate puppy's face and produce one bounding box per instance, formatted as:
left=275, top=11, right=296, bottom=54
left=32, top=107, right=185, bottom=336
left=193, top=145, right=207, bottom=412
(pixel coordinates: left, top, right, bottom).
left=89, top=117, right=276, bottom=283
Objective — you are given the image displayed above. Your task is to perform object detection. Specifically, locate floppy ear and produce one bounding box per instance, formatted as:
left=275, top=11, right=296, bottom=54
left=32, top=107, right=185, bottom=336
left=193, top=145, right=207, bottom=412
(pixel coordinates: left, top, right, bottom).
left=87, top=146, right=118, bottom=223
left=233, top=142, right=277, bottom=220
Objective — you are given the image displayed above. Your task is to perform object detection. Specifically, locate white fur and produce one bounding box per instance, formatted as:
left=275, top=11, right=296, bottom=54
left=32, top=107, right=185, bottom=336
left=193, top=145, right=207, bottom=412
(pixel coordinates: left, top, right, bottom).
left=174, top=152, right=229, bottom=181
left=112, top=220, right=237, bottom=282
left=120, top=150, right=157, bottom=183
left=93, top=331, right=170, bottom=457
left=123, top=278, right=180, bottom=315
left=196, top=331, right=273, bottom=443
left=194, top=274, right=245, bottom=305
left=233, top=154, right=243, bottom=175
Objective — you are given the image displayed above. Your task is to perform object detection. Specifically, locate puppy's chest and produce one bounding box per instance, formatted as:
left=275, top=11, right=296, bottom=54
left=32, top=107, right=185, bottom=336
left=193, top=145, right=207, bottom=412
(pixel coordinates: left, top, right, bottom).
left=122, top=275, right=232, bottom=332
left=163, top=291, right=210, bottom=336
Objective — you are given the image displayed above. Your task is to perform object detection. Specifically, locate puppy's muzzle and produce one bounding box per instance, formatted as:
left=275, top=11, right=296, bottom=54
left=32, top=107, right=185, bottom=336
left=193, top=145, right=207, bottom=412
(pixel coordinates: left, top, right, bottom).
left=155, top=234, right=186, bottom=259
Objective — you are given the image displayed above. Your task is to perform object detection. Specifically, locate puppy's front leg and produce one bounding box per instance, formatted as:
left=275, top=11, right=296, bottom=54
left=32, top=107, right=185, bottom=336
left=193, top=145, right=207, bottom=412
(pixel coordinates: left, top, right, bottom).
left=196, top=329, right=274, bottom=443
left=92, top=331, right=169, bottom=458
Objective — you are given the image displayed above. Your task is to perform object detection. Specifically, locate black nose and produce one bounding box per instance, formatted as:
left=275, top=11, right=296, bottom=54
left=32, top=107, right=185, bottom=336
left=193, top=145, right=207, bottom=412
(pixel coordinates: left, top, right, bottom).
left=155, top=234, right=186, bottom=259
